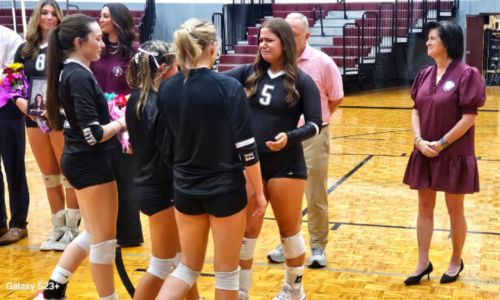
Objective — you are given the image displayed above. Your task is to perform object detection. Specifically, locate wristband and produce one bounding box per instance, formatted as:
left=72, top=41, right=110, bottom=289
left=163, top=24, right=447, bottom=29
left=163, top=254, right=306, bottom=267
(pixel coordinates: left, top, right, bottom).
left=439, top=138, right=449, bottom=149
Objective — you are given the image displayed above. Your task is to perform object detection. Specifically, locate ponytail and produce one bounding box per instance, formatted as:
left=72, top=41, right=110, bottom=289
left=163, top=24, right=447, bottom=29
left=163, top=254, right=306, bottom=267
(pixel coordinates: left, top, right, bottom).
left=173, top=19, right=216, bottom=80
left=127, top=40, right=176, bottom=119
left=45, top=14, right=97, bottom=130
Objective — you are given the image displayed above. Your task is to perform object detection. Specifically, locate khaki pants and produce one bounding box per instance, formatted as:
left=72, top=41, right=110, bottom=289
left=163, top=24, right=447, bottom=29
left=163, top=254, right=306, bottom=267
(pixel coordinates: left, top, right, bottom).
left=302, top=125, right=330, bottom=250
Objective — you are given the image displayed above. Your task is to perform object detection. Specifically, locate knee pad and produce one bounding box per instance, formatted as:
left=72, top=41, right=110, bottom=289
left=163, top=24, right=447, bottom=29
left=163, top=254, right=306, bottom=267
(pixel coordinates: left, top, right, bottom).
left=72, top=230, right=91, bottom=253
left=170, top=262, right=200, bottom=288
left=281, top=232, right=305, bottom=259
left=147, top=255, right=177, bottom=280
left=61, top=176, right=74, bottom=189
left=99, top=292, right=118, bottom=300
left=89, top=239, right=117, bottom=264
left=215, top=267, right=240, bottom=291
left=42, top=174, right=61, bottom=188
left=240, top=237, right=257, bottom=260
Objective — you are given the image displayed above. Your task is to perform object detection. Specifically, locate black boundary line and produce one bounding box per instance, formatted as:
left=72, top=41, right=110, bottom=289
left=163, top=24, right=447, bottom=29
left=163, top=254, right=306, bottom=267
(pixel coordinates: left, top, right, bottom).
left=329, top=152, right=500, bottom=162
left=302, top=155, right=373, bottom=216
left=331, top=129, right=410, bottom=140
left=340, top=105, right=500, bottom=113
left=262, top=218, right=500, bottom=237
left=134, top=268, right=215, bottom=278
left=328, top=222, right=500, bottom=236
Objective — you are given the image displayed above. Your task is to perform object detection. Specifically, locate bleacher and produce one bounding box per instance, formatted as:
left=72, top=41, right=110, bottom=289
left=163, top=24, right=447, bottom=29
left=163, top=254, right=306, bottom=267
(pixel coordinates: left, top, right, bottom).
left=217, top=0, right=458, bottom=83
left=0, top=8, right=144, bottom=40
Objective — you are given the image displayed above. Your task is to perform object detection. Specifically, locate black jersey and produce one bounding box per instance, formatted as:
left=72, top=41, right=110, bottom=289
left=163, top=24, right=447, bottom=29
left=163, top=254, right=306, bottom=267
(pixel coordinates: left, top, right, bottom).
left=59, top=60, right=112, bottom=153
left=157, top=68, right=258, bottom=198
left=13, top=43, right=64, bottom=126
left=126, top=89, right=173, bottom=190
left=14, top=43, right=47, bottom=80
left=1, top=43, right=48, bottom=121
left=224, top=64, right=322, bottom=154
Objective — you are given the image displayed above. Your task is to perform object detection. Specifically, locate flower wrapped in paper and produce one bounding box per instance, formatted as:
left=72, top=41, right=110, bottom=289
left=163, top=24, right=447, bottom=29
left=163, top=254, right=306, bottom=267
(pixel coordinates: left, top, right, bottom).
left=0, top=63, right=29, bottom=108
left=105, top=92, right=131, bottom=152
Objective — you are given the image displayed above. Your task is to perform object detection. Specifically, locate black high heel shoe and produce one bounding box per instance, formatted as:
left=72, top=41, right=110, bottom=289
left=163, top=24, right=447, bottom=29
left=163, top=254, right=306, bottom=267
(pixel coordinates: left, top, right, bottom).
left=404, top=262, right=433, bottom=286
left=440, top=259, right=464, bottom=284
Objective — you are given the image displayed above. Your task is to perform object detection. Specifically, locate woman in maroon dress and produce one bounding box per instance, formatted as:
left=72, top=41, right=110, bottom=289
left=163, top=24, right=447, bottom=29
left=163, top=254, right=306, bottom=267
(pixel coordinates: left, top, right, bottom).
left=90, top=3, right=143, bottom=247
left=403, top=21, right=486, bottom=285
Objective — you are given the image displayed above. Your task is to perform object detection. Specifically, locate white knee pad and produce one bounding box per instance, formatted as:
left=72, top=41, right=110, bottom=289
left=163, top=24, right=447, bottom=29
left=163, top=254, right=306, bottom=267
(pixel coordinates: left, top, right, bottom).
left=61, top=176, right=74, bottom=189
left=215, top=266, right=240, bottom=291
left=170, top=263, right=200, bottom=288
left=281, top=232, right=305, bottom=259
left=72, top=230, right=91, bottom=253
left=42, top=174, right=61, bottom=188
left=147, top=255, right=177, bottom=280
left=89, top=239, right=117, bottom=264
left=99, top=292, right=119, bottom=300
left=240, top=237, right=257, bottom=260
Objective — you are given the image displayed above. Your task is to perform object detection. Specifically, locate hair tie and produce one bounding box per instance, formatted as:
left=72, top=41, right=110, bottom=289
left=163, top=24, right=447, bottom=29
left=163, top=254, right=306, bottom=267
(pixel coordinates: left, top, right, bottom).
left=136, top=47, right=160, bottom=68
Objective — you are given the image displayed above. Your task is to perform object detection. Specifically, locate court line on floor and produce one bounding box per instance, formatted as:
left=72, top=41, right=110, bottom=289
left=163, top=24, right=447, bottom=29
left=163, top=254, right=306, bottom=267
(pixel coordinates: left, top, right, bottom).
left=301, top=155, right=373, bottom=216
left=328, top=221, right=500, bottom=236
left=137, top=262, right=500, bottom=286
left=331, top=129, right=410, bottom=140
left=330, top=153, right=500, bottom=162
left=3, top=246, right=497, bottom=286
left=340, top=105, right=500, bottom=113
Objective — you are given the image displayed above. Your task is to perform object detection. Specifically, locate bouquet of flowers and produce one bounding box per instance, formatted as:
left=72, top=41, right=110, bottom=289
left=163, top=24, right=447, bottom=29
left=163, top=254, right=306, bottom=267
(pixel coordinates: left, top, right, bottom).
left=0, top=63, right=29, bottom=108
left=105, top=92, right=130, bottom=152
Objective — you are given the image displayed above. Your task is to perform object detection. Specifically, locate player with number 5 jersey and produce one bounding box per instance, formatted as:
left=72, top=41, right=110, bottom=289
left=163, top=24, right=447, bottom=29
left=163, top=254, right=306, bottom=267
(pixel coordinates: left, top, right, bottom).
left=224, top=17, right=321, bottom=300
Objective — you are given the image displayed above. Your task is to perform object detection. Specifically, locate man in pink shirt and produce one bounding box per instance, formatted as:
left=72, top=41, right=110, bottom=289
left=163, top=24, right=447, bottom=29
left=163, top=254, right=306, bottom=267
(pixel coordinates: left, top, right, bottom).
left=267, top=13, right=344, bottom=268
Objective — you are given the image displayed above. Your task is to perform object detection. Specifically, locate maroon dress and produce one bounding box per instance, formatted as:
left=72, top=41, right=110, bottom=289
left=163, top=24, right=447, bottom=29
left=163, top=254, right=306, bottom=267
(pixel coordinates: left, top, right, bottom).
left=403, top=59, right=486, bottom=194
left=90, top=42, right=138, bottom=94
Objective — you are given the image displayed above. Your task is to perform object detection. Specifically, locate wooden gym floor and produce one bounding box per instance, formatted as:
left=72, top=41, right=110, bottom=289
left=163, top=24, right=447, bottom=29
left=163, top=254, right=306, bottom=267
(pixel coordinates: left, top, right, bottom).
left=1, top=87, right=499, bottom=299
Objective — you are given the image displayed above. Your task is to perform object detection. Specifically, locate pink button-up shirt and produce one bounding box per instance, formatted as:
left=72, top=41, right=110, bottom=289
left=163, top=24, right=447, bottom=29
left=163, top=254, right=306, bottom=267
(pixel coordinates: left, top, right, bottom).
left=298, top=44, right=343, bottom=126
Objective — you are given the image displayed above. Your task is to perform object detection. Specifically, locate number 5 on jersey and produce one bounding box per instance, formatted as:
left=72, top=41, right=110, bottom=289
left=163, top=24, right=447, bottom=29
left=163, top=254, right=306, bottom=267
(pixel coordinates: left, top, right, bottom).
left=259, top=84, right=274, bottom=106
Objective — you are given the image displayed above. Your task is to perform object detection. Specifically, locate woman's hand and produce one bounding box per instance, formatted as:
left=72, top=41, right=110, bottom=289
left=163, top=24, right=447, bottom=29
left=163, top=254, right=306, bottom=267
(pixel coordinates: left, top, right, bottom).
left=115, top=116, right=127, bottom=131
left=252, top=192, right=267, bottom=217
left=265, top=132, right=288, bottom=152
left=428, top=141, right=445, bottom=153
left=416, top=139, right=439, bottom=158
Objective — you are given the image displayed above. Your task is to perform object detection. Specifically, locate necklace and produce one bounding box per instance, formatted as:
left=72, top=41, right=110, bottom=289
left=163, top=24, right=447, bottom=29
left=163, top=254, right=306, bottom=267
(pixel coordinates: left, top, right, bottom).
left=108, top=44, right=119, bottom=55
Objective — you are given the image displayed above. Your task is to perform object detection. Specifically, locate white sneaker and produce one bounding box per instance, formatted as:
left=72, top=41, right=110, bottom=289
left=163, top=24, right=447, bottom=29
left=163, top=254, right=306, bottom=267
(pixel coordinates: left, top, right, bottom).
left=51, top=228, right=76, bottom=251
left=238, top=290, right=249, bottom=300
left=272, top=283, right=305, bottom=300
left=308, top=247, right=327, bottom=268
left=40, top=211, right=66, bottom=251
left=267, top=244, right=285, bottom=263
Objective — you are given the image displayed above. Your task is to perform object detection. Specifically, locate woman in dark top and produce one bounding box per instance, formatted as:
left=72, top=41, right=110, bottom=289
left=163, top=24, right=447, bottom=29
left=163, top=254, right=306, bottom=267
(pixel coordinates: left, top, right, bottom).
left=125, top=40, right=199, bottom=300
left=403, top=21, right=486, bottom=285
left=37, top=14, right=125, bottom=300
left=90, top=3, right=143, bottom=247
left=11, top=0, right=80, bottom=251
left=224, top=18, right=321, bottom=300
left=155, top=19, right=266, bottom=300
